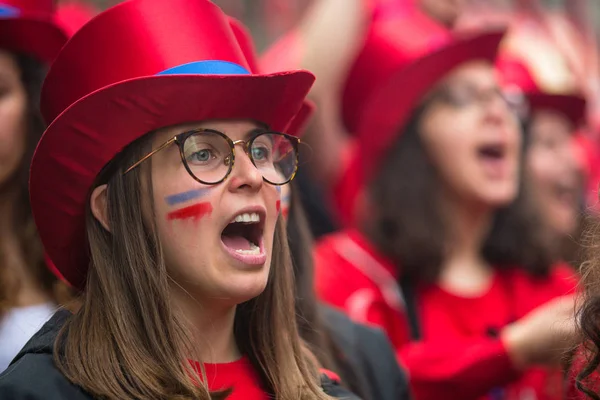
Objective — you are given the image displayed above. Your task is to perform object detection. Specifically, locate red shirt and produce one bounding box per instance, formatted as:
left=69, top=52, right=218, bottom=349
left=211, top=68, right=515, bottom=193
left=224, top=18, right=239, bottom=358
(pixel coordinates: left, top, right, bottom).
left=190, top=356, right=269, bottom=400
left=314, top=229, right=578, bottom=400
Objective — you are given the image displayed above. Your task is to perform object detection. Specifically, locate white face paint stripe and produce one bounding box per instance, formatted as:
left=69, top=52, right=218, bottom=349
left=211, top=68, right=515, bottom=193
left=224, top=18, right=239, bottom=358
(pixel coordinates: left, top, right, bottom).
left=333, top=235, right=405, bottom=312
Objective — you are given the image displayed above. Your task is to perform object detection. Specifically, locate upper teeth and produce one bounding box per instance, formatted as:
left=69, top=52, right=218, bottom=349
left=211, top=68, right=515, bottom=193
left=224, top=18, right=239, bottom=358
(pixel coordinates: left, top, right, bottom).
left=231, top=212, right=260, bottom=223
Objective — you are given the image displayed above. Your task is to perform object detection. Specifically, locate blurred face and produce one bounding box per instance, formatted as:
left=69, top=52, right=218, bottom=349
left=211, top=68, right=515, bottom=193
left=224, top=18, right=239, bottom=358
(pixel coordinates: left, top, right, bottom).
left=419, top=61, right=521, bottom=209
left=419, top=0, right=466, bottom=27
left=526, top=110, right=583, bottom=237
left=150, top=120, right=280, bottom=305
left=0, top=50, right=27, bottom=186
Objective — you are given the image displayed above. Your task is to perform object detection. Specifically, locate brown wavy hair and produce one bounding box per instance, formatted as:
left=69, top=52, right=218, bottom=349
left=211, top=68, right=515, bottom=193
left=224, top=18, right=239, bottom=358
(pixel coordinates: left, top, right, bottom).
left=286, top=182, right=368, bottom=399
left=365, top=101, right=553, bottom=284
left=0, top=53, right=71, bottom=317
left=54, top=131, right=334, bottom=399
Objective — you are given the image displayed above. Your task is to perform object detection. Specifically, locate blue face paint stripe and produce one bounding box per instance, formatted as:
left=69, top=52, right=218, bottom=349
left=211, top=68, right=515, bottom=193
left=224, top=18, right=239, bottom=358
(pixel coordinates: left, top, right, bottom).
left=165, top=188, right=211, bottom=206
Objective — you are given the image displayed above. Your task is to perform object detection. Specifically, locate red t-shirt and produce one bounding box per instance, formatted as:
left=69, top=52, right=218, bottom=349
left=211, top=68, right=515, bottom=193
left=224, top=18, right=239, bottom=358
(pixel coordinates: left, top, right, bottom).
left=190, top=356, right=269, bottom=400
left=314, top=229, right=579, bottom=400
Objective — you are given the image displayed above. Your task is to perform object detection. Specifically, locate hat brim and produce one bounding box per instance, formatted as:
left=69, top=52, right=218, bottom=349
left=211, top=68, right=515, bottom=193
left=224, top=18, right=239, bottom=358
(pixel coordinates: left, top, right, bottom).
left=527, top=93, right=586, bottom=127
left=31, top=71, right=314, bottom=289
left=0, top=16, right=68, bottom=62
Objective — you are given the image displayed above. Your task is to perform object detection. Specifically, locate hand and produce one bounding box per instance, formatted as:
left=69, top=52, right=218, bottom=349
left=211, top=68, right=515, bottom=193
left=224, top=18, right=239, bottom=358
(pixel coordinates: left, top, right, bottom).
left=501, top=295, right=579, bottom=370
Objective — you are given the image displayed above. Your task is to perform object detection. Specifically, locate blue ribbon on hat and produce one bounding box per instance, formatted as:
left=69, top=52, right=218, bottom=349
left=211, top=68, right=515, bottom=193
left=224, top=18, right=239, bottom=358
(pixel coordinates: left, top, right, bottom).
left=157, top=60, right=250, bottom=76
left=0, top=4, right=21, bottom=18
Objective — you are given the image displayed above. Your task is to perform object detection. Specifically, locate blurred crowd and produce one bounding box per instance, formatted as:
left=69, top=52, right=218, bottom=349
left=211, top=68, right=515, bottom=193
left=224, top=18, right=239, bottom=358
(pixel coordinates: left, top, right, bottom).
left=3, top=0, right=600, bottom=399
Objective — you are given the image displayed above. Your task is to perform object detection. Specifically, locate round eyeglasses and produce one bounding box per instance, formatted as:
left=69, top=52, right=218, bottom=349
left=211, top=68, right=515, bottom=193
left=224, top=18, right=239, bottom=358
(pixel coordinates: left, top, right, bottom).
left=124, top=129, right=300, bottom=186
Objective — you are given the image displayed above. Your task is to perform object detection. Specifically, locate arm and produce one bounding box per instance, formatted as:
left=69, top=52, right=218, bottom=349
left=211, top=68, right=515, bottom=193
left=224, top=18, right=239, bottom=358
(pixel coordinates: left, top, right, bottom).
left=295, top=0, right=369, bottom=187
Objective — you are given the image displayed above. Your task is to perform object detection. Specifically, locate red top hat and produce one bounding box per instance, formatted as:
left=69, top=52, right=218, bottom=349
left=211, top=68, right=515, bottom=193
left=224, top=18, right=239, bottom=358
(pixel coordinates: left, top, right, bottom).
left=496, top=55, right=586, bottom=127
left=334, top=30, right=505, bottom=226
left=341, top=4, right=450, bottom=133
left=31, top=0, right=315, bottom=290
left=0, top=0, right=68, bottom=62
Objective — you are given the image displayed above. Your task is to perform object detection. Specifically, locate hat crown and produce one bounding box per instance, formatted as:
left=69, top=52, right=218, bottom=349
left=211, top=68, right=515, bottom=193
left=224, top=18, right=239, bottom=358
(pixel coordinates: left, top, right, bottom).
left=41, top=0, right=251, bottom=125
left=1, top=0, right=53, bottom=14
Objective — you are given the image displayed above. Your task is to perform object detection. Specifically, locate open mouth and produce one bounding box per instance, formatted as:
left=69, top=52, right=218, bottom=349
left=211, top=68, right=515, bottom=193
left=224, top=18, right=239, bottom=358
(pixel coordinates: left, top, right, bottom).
left=476, top=142, right=509, bottom=179
left=477, top=143, right=506, bottom=161
left=220, top=211, right=266, bottom=265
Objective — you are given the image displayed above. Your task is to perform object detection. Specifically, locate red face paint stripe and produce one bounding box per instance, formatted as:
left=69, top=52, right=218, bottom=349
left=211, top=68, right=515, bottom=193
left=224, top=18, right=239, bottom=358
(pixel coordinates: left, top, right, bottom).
left=276, top=200, right=281, bottom=212
left=167, top=202, right=213, bottom=221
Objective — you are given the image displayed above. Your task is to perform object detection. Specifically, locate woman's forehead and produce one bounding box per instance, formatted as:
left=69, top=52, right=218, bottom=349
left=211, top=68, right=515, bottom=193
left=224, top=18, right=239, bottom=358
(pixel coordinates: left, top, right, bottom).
left=152, top=120, right=268, bottom=142
left=442, top=60, right=496, bottom=87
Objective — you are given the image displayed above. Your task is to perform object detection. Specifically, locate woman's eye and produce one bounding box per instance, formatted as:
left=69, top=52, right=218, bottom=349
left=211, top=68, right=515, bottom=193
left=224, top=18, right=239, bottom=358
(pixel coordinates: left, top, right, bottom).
left=190, top=149, right=213, bottom=163
left=252, top=147, right=270, bottom=161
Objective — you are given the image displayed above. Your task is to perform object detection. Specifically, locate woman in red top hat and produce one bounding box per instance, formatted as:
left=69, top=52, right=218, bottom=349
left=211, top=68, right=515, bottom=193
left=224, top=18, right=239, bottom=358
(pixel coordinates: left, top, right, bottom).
left=313, top=28, right=579, bottom=400
left=0, top=1, right=359, bottom=399
left=0, top=0, right=72, bottom=373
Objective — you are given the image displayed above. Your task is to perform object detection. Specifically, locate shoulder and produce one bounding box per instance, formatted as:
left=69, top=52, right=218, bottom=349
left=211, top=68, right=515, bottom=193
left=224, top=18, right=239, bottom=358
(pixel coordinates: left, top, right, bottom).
left=323, top=307, right=410, bottom=400
left=0, top=353, right=90, bottom=399
left=314, top=232, right=384, bottom=290
left=502, top=263, right=578, bottom=293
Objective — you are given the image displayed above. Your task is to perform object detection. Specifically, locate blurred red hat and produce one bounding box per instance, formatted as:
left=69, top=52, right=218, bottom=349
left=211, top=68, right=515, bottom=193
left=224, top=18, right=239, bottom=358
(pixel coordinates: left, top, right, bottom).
left=497, top=54, right=586, bottom=127
left=0, top=0, right=68, bottom=62
left=31, top=0, right=315, bottom=289
left=230, top=17, right=315, bottom=136
left=342, top=2, right=450, bottom=133
left=55, top=1, right=98, bottom=37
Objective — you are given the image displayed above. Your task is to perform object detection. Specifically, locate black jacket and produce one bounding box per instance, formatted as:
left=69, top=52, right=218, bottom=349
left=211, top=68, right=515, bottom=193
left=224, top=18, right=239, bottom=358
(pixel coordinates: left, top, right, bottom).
left=322, top=307, right=412, bottom=400
left=0, top=310, right=361, bottom=399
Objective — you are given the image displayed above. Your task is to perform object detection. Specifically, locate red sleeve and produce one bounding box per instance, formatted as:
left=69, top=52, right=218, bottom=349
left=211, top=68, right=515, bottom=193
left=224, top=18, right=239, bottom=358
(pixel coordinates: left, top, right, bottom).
left=401, top=338, right=521, bottom=400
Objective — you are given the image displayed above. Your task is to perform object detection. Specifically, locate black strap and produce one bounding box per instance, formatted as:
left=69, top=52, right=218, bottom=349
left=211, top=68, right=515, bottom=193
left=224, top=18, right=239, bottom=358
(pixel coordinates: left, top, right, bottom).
left=399, top=277, right=422, bottom=341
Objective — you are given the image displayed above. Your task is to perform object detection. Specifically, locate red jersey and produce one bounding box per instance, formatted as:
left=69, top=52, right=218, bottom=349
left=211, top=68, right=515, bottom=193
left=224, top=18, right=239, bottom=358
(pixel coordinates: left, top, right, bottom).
left=314, top=229, right=578, bottom=400
left=190, top=356, right=269, bottom=400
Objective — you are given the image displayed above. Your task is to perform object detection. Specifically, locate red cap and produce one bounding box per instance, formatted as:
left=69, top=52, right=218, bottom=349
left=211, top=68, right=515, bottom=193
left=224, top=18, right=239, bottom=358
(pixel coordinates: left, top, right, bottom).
left=31, top=0, right=315, bottom=289
left=0, top=0, right=68, bottom=62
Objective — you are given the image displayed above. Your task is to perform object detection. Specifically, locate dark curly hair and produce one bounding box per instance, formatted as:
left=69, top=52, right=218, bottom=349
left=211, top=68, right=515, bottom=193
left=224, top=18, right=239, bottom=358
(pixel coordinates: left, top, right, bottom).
left=575, top=215, right=600, bottom=398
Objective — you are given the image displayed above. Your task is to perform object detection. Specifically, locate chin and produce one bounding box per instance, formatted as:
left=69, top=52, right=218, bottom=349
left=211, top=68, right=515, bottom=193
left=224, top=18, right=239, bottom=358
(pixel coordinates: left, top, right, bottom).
left=475, top=186, right=518, bottom=208
left=219, top=273, right=270, bottom=304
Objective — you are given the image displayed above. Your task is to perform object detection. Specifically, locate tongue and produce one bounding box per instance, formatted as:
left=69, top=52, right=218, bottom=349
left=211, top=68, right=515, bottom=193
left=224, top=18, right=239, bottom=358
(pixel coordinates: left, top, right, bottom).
left=222, top=235, right=252, bottom=251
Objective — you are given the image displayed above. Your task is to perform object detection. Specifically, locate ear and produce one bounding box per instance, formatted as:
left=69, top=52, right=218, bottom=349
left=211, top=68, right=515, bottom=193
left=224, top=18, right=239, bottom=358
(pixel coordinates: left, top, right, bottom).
left=90, top=184, right=110, bottom=232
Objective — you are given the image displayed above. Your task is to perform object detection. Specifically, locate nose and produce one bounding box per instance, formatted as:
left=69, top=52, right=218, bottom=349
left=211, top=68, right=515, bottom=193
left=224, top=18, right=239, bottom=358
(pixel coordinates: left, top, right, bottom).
left=483, top=91, right=514, bottom=124
left=227, top=143, right=263, bottom=192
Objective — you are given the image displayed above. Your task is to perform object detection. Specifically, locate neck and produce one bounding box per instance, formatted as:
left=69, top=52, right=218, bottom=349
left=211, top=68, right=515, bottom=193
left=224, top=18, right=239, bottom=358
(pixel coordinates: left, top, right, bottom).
left=171, top=288, right=241, bottom=364
left=438, top=190, right=495, bottom=295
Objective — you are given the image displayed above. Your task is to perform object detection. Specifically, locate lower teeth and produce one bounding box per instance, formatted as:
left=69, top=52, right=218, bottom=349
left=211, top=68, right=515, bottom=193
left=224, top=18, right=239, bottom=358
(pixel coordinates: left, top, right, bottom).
left=234, top=242, right=260, bottom=255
